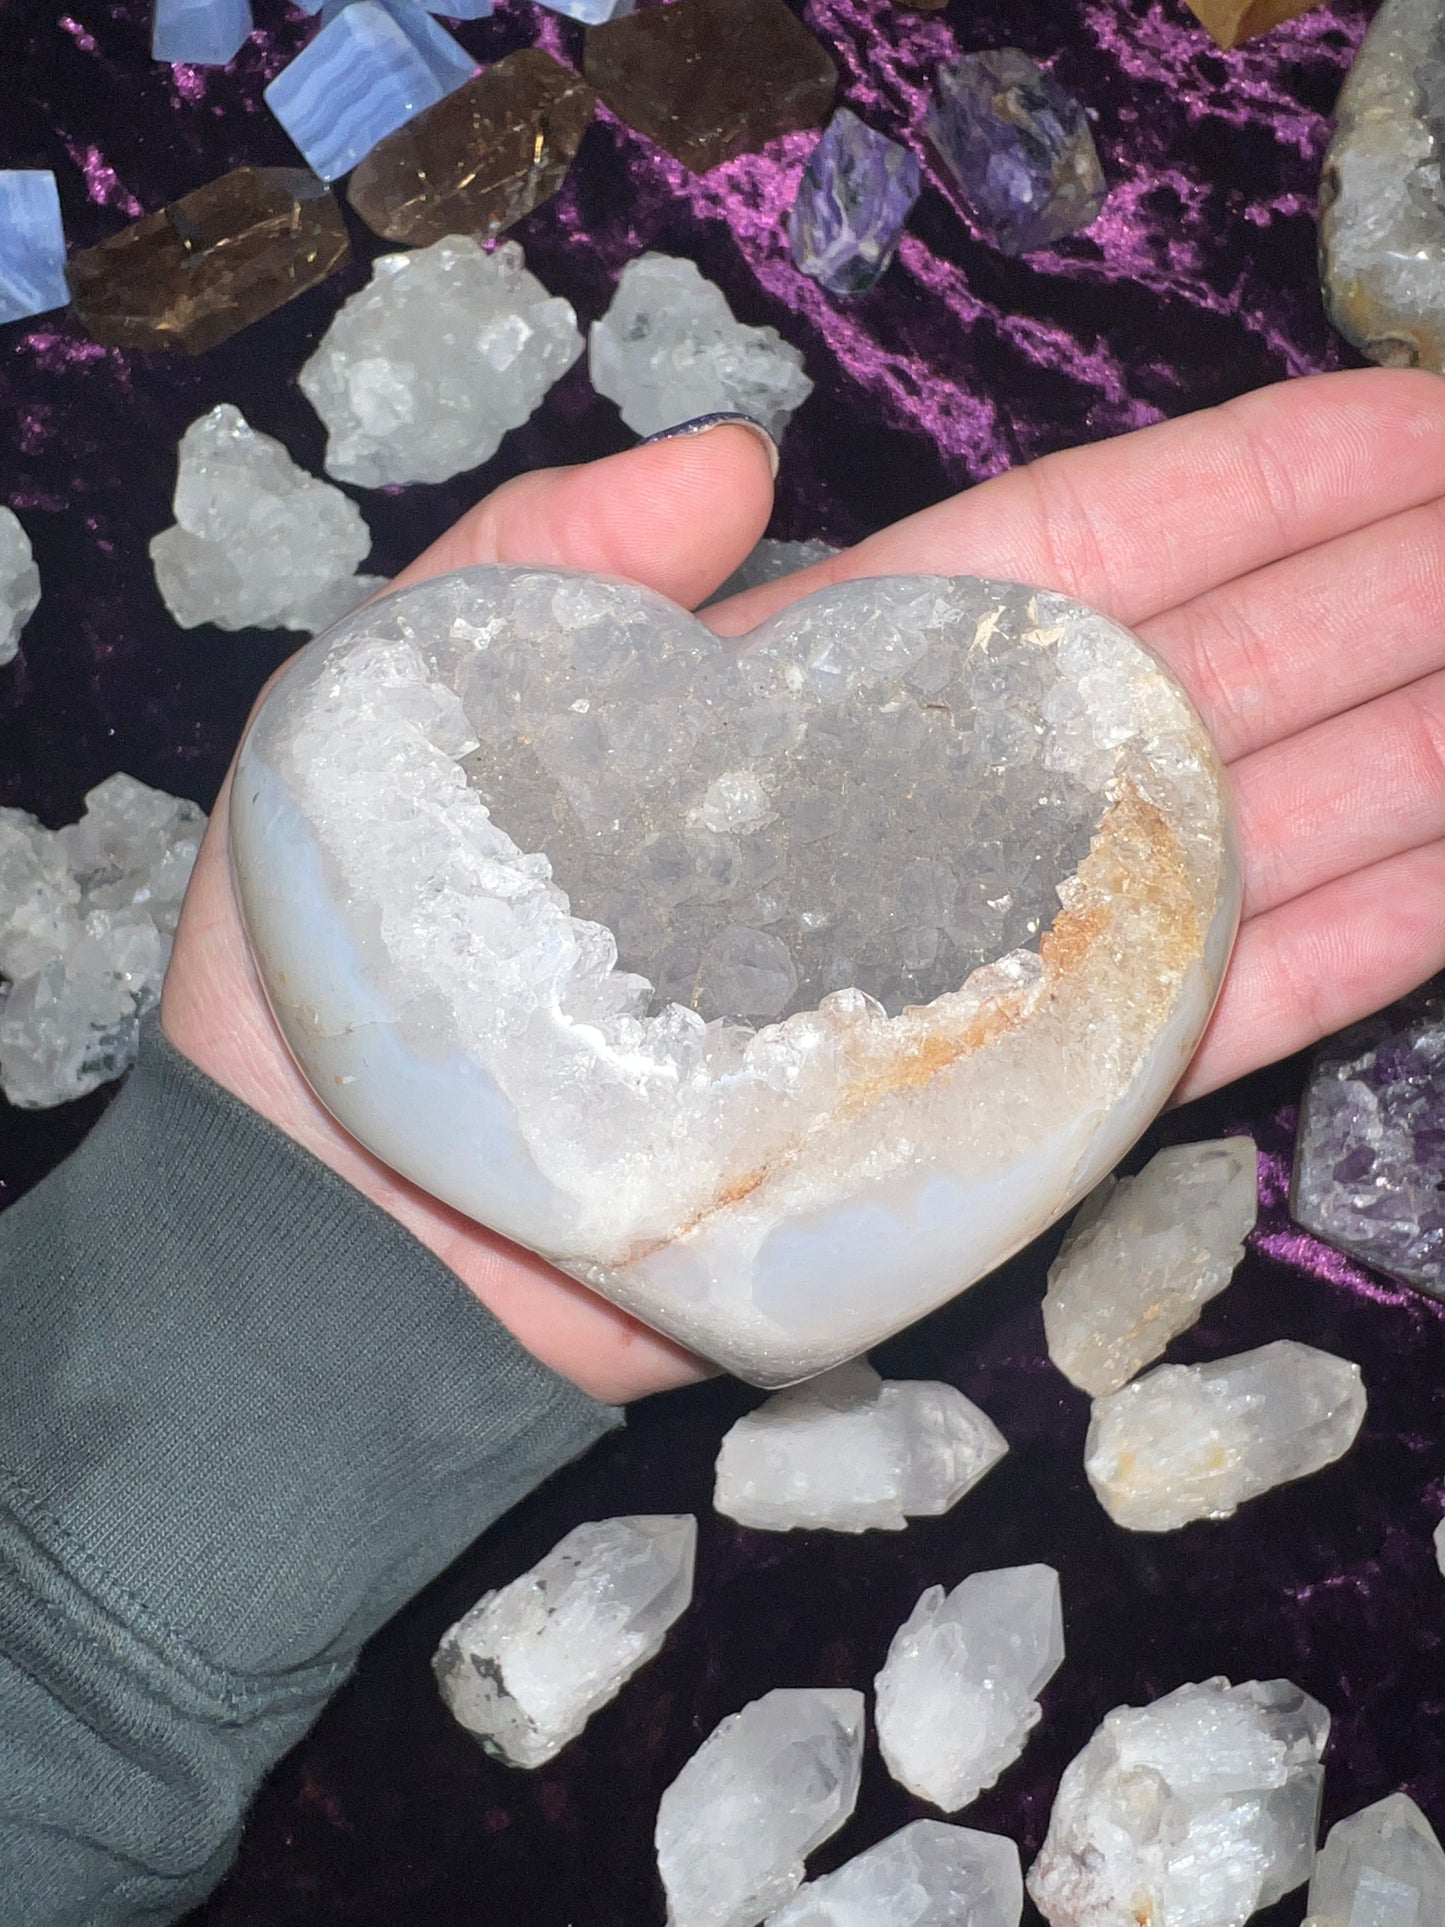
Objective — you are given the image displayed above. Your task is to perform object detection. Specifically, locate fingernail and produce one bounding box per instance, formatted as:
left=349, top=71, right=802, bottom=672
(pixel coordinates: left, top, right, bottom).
left=642, top=412, right=780, bottom=479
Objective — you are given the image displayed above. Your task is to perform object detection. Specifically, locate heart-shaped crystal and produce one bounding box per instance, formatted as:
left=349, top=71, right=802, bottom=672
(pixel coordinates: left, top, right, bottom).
left=231, top=568, right=1238, bottom=1384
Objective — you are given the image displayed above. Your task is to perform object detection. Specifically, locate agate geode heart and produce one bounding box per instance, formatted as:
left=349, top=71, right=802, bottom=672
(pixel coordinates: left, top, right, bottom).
left=230, top=568, right=1238, bottom=1384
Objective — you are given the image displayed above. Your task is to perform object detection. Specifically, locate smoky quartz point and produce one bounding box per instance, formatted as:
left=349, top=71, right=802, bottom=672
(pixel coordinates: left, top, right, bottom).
left=66, top=167, right=349, bottom=356
left=347, top=51, right=596, bottom=246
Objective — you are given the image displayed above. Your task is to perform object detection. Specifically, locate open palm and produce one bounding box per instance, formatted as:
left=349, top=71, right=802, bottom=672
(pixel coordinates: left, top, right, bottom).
left=161, top=368, right=1445, bottom=1404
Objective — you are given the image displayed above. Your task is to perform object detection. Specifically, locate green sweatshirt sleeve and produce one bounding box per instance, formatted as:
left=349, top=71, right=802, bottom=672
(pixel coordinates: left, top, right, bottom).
left=0, top=1018, right=622, bottom=1925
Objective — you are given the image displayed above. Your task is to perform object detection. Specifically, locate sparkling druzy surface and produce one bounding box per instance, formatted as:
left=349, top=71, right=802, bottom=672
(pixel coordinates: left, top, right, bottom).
left=230, top=565, right=1237, bottom=1384
left=66, top=167, right=349, bottom=356
left=347, top=53, right=596, bottom=245
left=0, top=170, right=69, bottom=327
left=790, top=109, right=922, bottom=296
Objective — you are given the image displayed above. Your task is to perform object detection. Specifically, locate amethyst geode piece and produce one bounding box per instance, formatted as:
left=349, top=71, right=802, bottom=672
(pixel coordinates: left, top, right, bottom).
left=1291, top=980, right=1445, bottom=1300
left=926, top=49, right=1105, bottom=257
left=789, top=108, right=922, bottom=296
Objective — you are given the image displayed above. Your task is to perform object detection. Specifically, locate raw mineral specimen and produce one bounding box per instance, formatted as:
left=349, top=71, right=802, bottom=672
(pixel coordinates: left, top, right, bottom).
left=875, top=1566, right=1064, bottom=1812
left=152, top=0, right=253, bottom=65
left=1292, top=984, right=1445, bottom=1298
left=1437, top=1515, right=1445, bottom=1576
left=765, top=1820, right=1024, bottom=1927
left=790, top=109, right=921, bottom=296
left=714, top=1359, right=1006, bottom=1533
left=1084, top=1339, right=1367, bottom=1531
left=347, top=52, right=596, bottom=245
left=0, top=508, right=41, bottom=666
left=0, top=171, right=69, bottom=327
left=1183, top=0, right=1324, bottom=47
left=150, top=405, right=379, bottom=634
left=655, top=1686, right=865, bottom=1927
left=709, top=538, right=839, bottom=604
left=1305, top=1793, right=1445, bottom=1926
left=926, top=51, right=1105, bottom=256
left=229, top=568, right=1238, bottom=1385
left=591, top=254, right=812, bottom=440
left=300, top=236, right=582, bottom=486
left=264, top=0, right=476, bottom=184
left=1044, top=1136, right=1258, bottom=1397
left=433, top=1515, right=696, bottom=1768
left=1028, top=1677, right=1329, bottom=1927
left=585, top=0, right=838, bottom=175
left=539, top=0, right=634, bottom=20
left=0, top=775, right=206, bottom=1108
left=66, top=167, right=350, bottom=356
left=1320, top=0, right=1445, bottom=370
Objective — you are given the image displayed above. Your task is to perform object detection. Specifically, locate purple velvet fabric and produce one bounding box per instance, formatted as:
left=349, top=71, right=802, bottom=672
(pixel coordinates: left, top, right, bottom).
left=3, top=0, right=1442, bottom=1921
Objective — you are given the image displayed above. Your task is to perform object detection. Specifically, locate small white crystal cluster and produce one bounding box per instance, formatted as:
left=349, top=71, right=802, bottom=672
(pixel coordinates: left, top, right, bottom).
left=0, top=773, right=205, bottom=1108
left=0, top=505, right=40, bottom=665
left=765, top=1819, right=1024, bottom=1927
left=713, top=1360, right=1007, bottom=1533
left=301, top=237, right=585, bottom=487
left=150, top=405, right=383, bottom=636
left=434, top=1515, right=696, bottom=1767
left=1045, top=1137, right=1259, bottom=1396
left=591, top=254, right=814, bottom=440
left=1030, top=1677, right=1330, bottom=1927
left=1305, top=1792, right=1445, bottom=1925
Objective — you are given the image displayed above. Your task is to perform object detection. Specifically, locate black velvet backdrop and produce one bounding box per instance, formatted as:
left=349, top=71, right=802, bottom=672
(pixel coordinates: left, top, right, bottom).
left=4, top=0, right=1444, bottom=1921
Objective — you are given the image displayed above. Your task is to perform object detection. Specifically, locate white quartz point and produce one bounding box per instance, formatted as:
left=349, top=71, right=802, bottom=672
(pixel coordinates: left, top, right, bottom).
left=876, top=1565, right=1063, bottom=1813
left=590, top=253, right=813, bottom=439
left=764, top=1819, right=1024, bottom=1927
left=150, top=404, right=375, bottom=635
left=656, top=1686, right=865, bottom=1927
left=1028, top=1677, right=1330, bottom=1927
left=432, top=1514, right=695, bottom=1768
left=1044, top=1136, right=1258, bottom=1396
left=300, top=235, right=583, bottom=487
left=1084, top=1338, right=1367, bottom=1532
left=0, top=506, right=40, bottom=665
left=1436, top=1515, right=1445, bottom=1577
left=714, top=1360, right=1007, bottom=1533
left=1304, top=1792, right=1445, bottom=1926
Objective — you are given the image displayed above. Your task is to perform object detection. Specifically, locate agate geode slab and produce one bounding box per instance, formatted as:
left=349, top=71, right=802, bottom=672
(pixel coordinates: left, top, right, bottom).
left=230, top=569, right=1238, bottom=1384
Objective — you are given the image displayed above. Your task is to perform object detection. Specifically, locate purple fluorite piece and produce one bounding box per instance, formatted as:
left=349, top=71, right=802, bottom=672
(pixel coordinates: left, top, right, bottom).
left=789, top=108, right=921, bottom=296
left=1291, top=979, right=1445, bottom=1299
left=926, top=48, right=1105, bottom=256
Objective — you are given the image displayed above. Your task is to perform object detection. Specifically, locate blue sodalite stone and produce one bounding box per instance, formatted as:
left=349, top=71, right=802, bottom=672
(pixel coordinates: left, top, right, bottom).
left=536, top=0, right=636, bottom=21
left=0, top=171, right=69, bottom=326
left=265, top=0, right=477, bottom=183
left=789, top=107, right=920, bottom=296
left=152, top=0, right=253, bottom=64
left=926, top=48, right=1105, bottom=256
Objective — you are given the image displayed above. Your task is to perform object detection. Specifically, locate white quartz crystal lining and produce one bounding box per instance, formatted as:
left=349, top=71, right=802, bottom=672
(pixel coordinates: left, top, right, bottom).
left=1044, top=1136, right=1258, bottom=1396
left=0, top=505, right=40, bottom=665
left=1304, top=1792, right=1445, bottom=1926
left=0, top=774, right=205, bottom=1108
left=1085, top=1339, right=1367, bottom=1531
left=300, top=236, right=583, bottom=486
left=432, top=1514, right=695, bottom=1768
left=875, top=1565, right=1064, bottom=1812
left=230, top=565, right=1237, bottom=1385
left=1028, top=1677, right=1330, bottom=1927
left=150, top=405, right=382, bottom=635
left=655, top=1686, right=865, bottom=1927
left=764, top=1819, right=1024, bottom=1927
left=713, top=1359, right=1007, bottom=1533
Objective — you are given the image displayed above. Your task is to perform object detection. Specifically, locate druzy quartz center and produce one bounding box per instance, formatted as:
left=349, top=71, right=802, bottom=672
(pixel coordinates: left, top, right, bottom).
left=230, top=568, right=1237, bottom=1384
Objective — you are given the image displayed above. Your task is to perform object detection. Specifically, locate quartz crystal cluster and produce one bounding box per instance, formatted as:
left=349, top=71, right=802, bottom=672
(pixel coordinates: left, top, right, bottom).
left=790, top=109, right=921, bottom=296
left=230, top=566, right=1237, bottom=1384
left=433, top=1515, right=695, bottom=1767
left=150, top=406, right=382, bottom=635
left=765, top=1820, right=1023, bottom=1927
left=0, top=507, right=41, bottom=666
left=0, top=170, right=68, bottom=327
left=591, top=255, right=813, bottom=441
left=1321, top=0, right=1445, bottom=371
left=655, top=1687, right=864, bottom=1927
left=300, top=237, right=583, bottom=487
left=875, top=1566, right=1064, bottom=1812
left=1304, top=1793, right=1445, bottom=1926
left=1084, top=1339, right=1367, bottom=1531
left=713, top=1360, right=1007, bottom=1533
left=1028, top=1677, right=1329, bottom=1927
left=1044, top=1137, right=1258, bottom=1396
left=0, top=775, right=205, bottom=1108
left=1292, top=983, right=1445, bottom=1298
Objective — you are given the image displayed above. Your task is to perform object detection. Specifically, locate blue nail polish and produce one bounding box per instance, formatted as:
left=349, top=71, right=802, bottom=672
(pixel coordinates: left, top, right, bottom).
left=641, top=412, right=780, bottom=476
